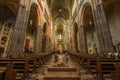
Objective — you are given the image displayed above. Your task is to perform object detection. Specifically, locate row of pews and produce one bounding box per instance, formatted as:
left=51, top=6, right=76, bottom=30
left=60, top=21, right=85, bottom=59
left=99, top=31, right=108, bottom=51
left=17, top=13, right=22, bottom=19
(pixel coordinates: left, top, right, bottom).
left=69, top=53, right=120, bottom=80
left=0, top=53, right=52, bottom=80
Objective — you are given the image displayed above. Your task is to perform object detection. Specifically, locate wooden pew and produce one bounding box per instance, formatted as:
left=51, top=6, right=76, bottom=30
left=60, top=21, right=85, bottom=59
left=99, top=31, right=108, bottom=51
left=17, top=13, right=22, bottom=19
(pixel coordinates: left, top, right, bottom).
left=0, top=58, right=29, bottom=80
left=69, top=53, right=120, bottom=80
left=96, top=58, right=120, bottom=80
left=40, top=53, right=52, bottom=63
left=27, top=53, right=52, bottom=67
left=0, top=62, right=16, bottom=80
left=0, top=53, right=52, bottom=80
left=111, top=62, right=120, bottom=80
left=25, top=54, right=42, bottom=67
left=11, top=57, right=37, bottom=73
left=28, top=53, right=51, bottom=67
left=86, top=56, right=97, bottom=74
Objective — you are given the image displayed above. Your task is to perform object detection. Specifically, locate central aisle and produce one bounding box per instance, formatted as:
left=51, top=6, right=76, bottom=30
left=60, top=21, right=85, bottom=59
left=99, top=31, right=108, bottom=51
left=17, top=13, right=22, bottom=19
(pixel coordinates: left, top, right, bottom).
left=30, top=53, right=95, bottom=80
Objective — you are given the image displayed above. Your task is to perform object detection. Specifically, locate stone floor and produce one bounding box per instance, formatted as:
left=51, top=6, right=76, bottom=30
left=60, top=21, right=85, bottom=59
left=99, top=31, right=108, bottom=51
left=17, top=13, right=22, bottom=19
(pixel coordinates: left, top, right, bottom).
left=29, top=54, right=96, bottom=80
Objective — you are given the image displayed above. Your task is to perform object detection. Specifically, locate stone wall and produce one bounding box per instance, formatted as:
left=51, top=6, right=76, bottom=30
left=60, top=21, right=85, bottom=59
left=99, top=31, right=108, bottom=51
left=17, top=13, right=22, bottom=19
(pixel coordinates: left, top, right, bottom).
left=106, top=1, right=120, bottom=52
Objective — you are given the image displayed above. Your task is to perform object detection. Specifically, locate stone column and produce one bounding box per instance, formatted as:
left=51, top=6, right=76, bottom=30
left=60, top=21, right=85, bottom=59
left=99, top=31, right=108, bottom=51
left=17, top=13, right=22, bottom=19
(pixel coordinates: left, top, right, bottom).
left=35, top=28, right=43, bottom=53
left=15, top=0, right=31, bottom=54
left=49, top=37, right=52, bottom=52
left=7, top=5, right=27, bottom=55
left=39, top=29, right=44, bottom=53
left=91, top=0, right=114, bottom=56
left=74, top=32, right=78, bottom=52
left=71, top=30, right=76, bottom=53
left=41, top=34, right=46, bottom=53
left=34, top=27, right=41, bottom=54
left=44, top=35, right=47, bottom=53
left=7, top=0, right=31, bottom=55
left=78, top=27, right=82, bottom=54
left=97, top=0, right=114, bottom=53
left=45, top=36, right=51, bottom=53
left=91, top=0, right=106, bottom=56
left=17, top=9, right=30, bottom=54
left=79, top=25, right=87, bottom=55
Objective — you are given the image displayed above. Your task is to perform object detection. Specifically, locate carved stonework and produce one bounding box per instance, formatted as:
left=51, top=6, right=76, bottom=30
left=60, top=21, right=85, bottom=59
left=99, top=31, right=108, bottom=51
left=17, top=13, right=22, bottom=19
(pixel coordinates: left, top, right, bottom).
left=90, top=0, right=114, bottom=56
left=7, top=4, right=31, bottom=55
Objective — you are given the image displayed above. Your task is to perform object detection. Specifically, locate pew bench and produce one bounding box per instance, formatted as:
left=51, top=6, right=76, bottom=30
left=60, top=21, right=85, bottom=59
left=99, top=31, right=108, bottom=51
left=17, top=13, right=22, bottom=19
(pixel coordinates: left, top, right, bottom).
left=24, top=53, right=52, bottom=70
left=96, top=59, right=120, bottom=80
left=0, top=62, right=16, bottom=80
left=111, top=62, right=120, bottom=80
left=11, top=57, right=37, bottom=73
left=0, top=59, right=29, bottom=80
left=0, top=53, right=52, bottom=80
left=80, top=56, right=88, bottom=68
left=86, top=57, right=97, bottom=75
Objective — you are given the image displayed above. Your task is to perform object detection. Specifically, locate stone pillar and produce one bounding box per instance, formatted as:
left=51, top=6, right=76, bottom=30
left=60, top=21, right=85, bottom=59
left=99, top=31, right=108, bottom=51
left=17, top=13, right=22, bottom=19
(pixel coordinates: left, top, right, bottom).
left=91, top=0, right=114, bottom=56
left=91, top=0, right=106, bottom=56
left=34, top=27, right=42, bottom=54
left=7, top=0, right=31, bottom=56
left=7, top=5, right=27, bottom=55
left=45, top=36, right=48, bottom=53
left=17, top=9, right=30, bottom=54
left=41, top=34, right=46, bottom=53
left=36, top=28, right=44, bottom=53
left=71, top=30, right=76, bottom=53
left=48, top=38, right=51, bottom=52
left=79, top=25, right=87, bottom=55
left=97, top=0, right=114, bottom=53
left=74, top=32, right=78, bottom=52
left=45, top=36, right=51, bottom=53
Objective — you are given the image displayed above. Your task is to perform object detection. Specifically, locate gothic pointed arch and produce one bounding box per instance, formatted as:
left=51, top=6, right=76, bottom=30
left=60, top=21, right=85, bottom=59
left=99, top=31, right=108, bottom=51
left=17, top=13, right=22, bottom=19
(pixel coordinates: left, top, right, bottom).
left=80, top=3, right=98, bottom=55
left=24, top=3, right=39, bottom=54
left=0, top=2, right=18, bottom=57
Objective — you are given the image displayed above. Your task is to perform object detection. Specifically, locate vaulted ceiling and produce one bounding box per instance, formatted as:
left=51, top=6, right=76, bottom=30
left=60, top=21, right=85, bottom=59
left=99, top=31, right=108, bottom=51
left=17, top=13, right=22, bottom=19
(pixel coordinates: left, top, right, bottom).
left=46, top=0, right=75, bottom=20
left=46, top=0, right=76, bottom=34
left=0, top=0, right=20, bottom=15
left=0, top=0, right=20, bottom=21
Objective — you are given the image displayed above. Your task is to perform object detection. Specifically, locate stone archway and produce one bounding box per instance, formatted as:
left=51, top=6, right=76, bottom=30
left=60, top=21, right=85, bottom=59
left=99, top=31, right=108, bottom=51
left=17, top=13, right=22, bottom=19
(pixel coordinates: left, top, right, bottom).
left=24, top=4, right=38, bottom=54
left=79, top=0, right=114, bottom=56
left=79, top=3, right=99, bottom=55
left=0, top=5, right=17, bottom=57
left=83, top=5, right=98, bottom=55
left=54, top=17, right=66, bottom=51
